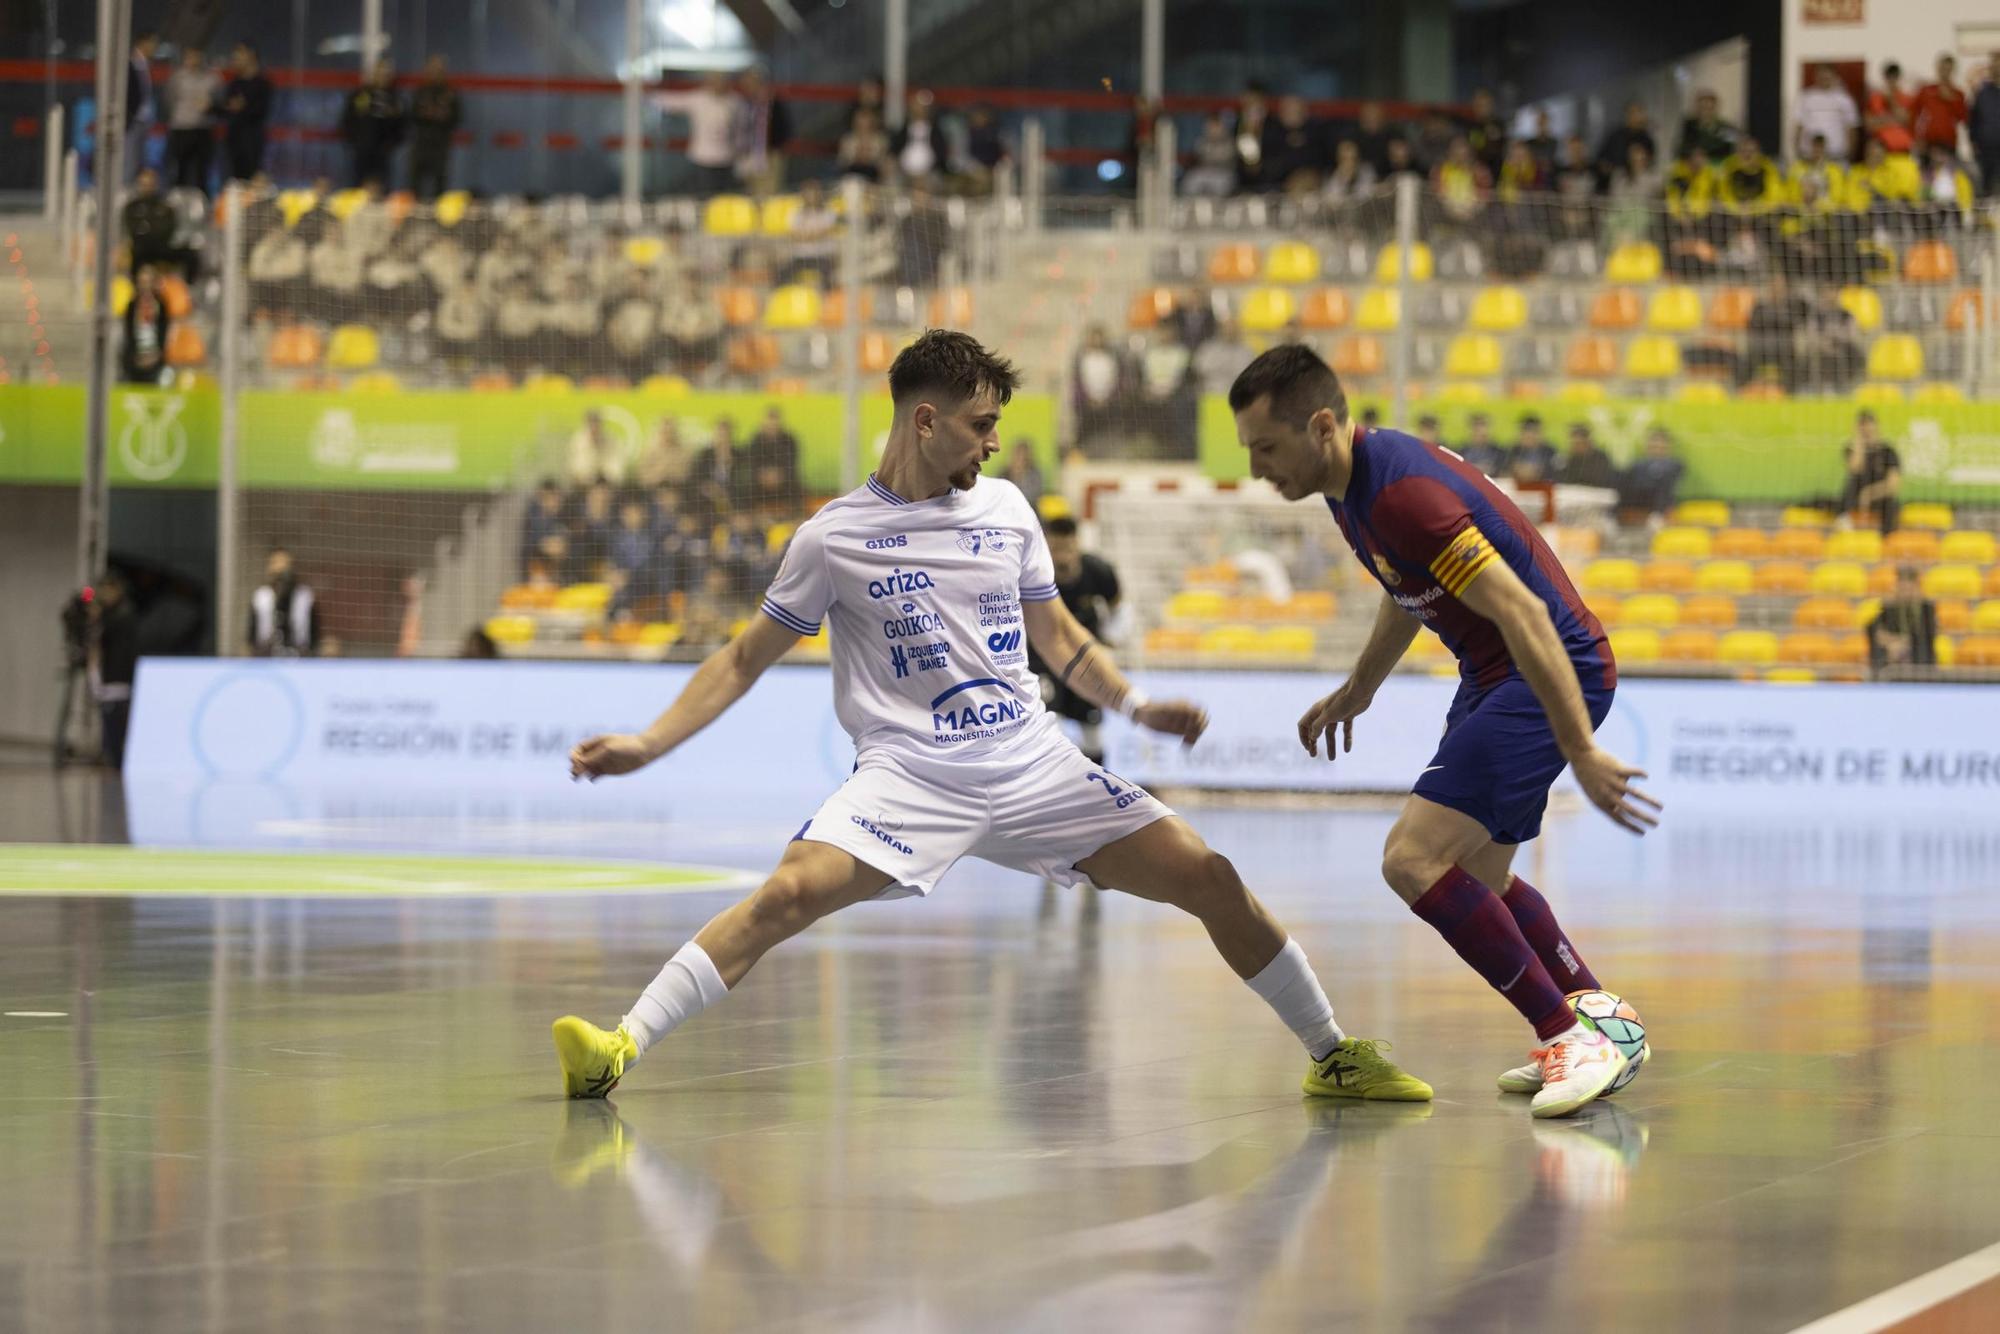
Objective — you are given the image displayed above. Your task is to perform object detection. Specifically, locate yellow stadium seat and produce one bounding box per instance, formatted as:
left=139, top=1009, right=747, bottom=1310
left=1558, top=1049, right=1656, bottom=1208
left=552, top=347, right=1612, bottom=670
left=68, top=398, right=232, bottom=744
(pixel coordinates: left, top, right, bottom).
left=1198, top=624, right=1265, bottom=657
left=1765, top=668, right=1818, bottom=683
left=1923, top=565, right=1982, bottom=600
left=1582, top=559, right=1641, bottom=595
left=1941, top=531, right=1998, bottom=564
left=1558, top=382, right=1608, bottom=403
left=1865, top=334, right=1923, bottom=381
left=1605, top=242, right=1663, bottom=285
left=1771, top=528, right=1828, bottom=560
left=1712, top=530, right=1770, bottom=560
left=1780, top=505, right=1833, bottom=528
left=1934, top=635, right=1961, bottom=666
left=1241, top=286, right=1300, bottom=332
left=1620, top=594, right=1681, bottom=629
left=1437, top=382, right=1491, bottom=404
left=759, top=195, right=802, bottom=235
left=639, top=373, right=692, bottom=395
left=1300, top=288, right=1351, bottom=329
left=1853, top=383, right=1906, bottom=406
left=1824, top=529, right=1884, bottom=561
left=1624, top=335, right=1682, bottom=379
left=1695, top=560, right=1755, bottom=595
left=1208, top=243, right=1260, bottom=283
left=277, top=188, right=322, bottom=228
left=1793, top=597, right=1857, bottom=630
left=1754, top=561, right=1813, bottom=596
left=1884, top=530, right=1941, bottom=563
left=1374, top=243, right=1434, bottom=283
left=554, top=582, right=612, bottom=613
left=763, top=285, right=823, bottom=329
left=1265, top=241, right=1320, bottom=284
left=347, top=370, right=400, bottom=393
left=1650, top=526, right=1713, bottom=559
left=1671, top=500, right=1731, bottom=528
left=1288, top=590, right=1337, bottom=619
left=1355, top=288, right=1401, bottom=331
left=1912, top=383, right=1965, bottom=405
left=1810, top=562, right=1868, bottom=597
left=1718, top=630, right=1780, bottom=665
left=324, top=324, right=381, bottom=370
left=1900, top=502, right=1954, bottom=531
left=325, top=188, right=368, bottom=221
left=1645, top=285, right=1702, bottom=332
left=1681, top=594, right=1739, bottom=628
left=637, top=622, right=683, bottom=647
left=1609, top=628, right=1661, bottom=663
left=1837, top=285, right=1884, bottom=331
left=1468, top=286, right=1527, bottom=332
left=1662, top=629, right=1719, bottom=662
left=1444, top=334, right=1503, bottom=378
left=499, top=583, right=556, bottom=612
left=1674, top=381, right=1729, bottom=403
left=1971, top=601, right=2000, bottom=634
left=623, top=236, right=667, bottom=267
left=521, top=372, right=575, bottom=393
left=1640, top=560, right=1697, bottom=593
left=702, top=194, right=758, bottom=236
left=483, top=614, right=536, bottom=645
left=1167, top=589, right=1228, bottom=621
left=1260, top=626, right=1317, bottom=659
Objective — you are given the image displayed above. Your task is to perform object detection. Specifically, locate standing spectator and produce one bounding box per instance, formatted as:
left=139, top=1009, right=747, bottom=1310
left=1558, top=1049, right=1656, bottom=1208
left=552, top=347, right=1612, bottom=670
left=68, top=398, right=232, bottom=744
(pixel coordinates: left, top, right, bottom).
left=120, top=265, right=170, bottom=386
left=1380, top=137, right=1421, bottom=189
left=1233, top=85, right=1271, bottom=192
left=1795, top=64, right=1860, bottom=162
left=1621, top=428, right=1686, bottom=524
left=894, top=181, right=948, bottom=287
left=847, top=75, right=885, bottom=131
left=1181, top=115, right=1238, bottom=197
left=341, top=58, right=405, bottom=189
left=1866, top=62, right=1918, bottom=154
left=1839, top=409, right=1902, bottom=534
left=163, top=48, right=220, bottom=195
left=744, top=407, right=802, bottom=516
left=248, top=548, right=320, bottom=657
left=653, top=72, right=738, bottom=195
left=221, top=43, right=273, bottom=183
left=958, top=104, right=1009, bottom=194
left=1125, top=96, right=1161, bottom=192
left=1264, top=95, right=1327, bottom=193
left=1004, top=440, right=1047, bottom=512
left=126, top=32, right=161, bottom=180
left=1026, top=516, right=1122, bottom=763
left=566, top=409, right=628, bottom=487
left=407, top=55, right=461, bottom=200
left=1595, top=102, right=1657, bottom=180
left=838, top=107, right=890, bottom=183
left=1193, top=318, right=1255, bottom=395
left=1508, top=415, right=1556, bottom=482
left=1071, top=325, right=1128, bottom=446
left=1351, top=101, right=1399, bottom=178
left=1675, top=90, right=1739, bottom=161
left=778, top=178, right=837, bottom=285
left=892, top=90, right=947, bottom=185
left=1463, top=88, right=1509, bottom=176
left=520, top=479, right=568, bottom=576
left=1556, top=423, right=1620, bottom=489
left=1522, top=108, right=1560, bottom=171
left=1456, top=413, right=1506, bottom=477
left=88, top=571, right=139, bottom=769
left=1972, top=54, right=2000, bottom=199
left=1867, top=566, right=1939, bottom=674
left=732, top=65, right=789, bottom=196
left=1913, top=54, right=1968, bottom=156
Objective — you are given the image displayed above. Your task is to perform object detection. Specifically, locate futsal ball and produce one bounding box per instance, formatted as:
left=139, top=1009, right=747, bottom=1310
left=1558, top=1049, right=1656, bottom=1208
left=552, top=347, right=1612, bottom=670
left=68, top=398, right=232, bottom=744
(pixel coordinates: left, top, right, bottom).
left=1567, top=989, right=1647, bottom=1093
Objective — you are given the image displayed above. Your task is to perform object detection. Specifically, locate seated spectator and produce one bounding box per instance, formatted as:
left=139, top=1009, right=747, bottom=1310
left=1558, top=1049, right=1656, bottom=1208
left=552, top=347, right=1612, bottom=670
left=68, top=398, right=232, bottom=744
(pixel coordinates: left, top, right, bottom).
left=1430, top=137, right=1491, bottom=227
left=781, top=178, right=838, bottom=286
left=571, top=481, right=617, bottom=578
left=1321, top=139, right=1378, bottom=206
left=1415, top=414, right=1441, bottom=446
left=1553, top=135, right=1600, bottom=231
left=1846, top=137, right=1922, bottom=210
left=679, top=566, right=741, bottom=650
left=1675, top=89, right=1739, bottom=161
left=1920, top=145, right=1975, bottom=227
left=121, top=265, right=171, bottom=386
left=1351, top=100, right=1399, bottom=178
left=1194, top=318, right=1255, bottom=396
left=1595, top=102, right=1657, bottom=180
left=1778, top=177, right=1858, bottom=284
left=1264, top=94, right=1327, bottom=193
left=1165, top=285, right=1217, bottom=350
left=1839, top=410, right=1902, bottom=534
left=690, top=417, right=749, bottom=520
left=894, top=181, right=947, bottom=287
left=838, top=107, right=890, bottom=182
left=459, top=627, right=500, bottom=659
left=1381, top=137, right=1422, bottom=184
left=1495, top=140, right=1547, bottom=203
left=1787, top=134, right=1848, bottom=204
left=1666, top=146, right=1718, bottom=220
left=1620, top=427, right=1685, bottom=523
left=1232, top=85, right=1271, bottom=193
left=1743, top=273, right=1810, bottom=388
left=610, top=492, right=655, bottom=577
left=1004, top=439, right=1047, bottom=511
left=520, top=478, right=568, bottom=576
left=1181, top=114, right=1239, bottom=198
left=891, top=89, right=950, bottom=186
left=1523, top=109, right=1560, bottom=171
left=1795, top=64, right=1860, bottom=161
left=1072, top=324, right=1130, bottom=446
left=1866, top=62, right=1917, bottom=155
left=957, top=104, right=1010, bottom=194
left=1605, top=142, right=1664, bottom=246
left=1800, top=284, right=1863, bottom=392
left=1508, top=414, right=1556, bottom=483
left=635, top=417, right=694, bottom=493
left=1463, top=88, right=1508, bottom=176
left=1415, top=114, right=1457, bottom=174
left=1456, top=413, right=1507, bottom=476
left=1717, top=136, right=1784, bottom=215
left=745, top=407, right=802, bottom=516
left=1556, top=423, right=1621, bottom=490
left=123, top=169, right=195, bottom=279
left=566, top=409, right=627, bottom=488
left=1867, top=565, right=1938, bottom=674
left=719, top=511, right=781, bottom=591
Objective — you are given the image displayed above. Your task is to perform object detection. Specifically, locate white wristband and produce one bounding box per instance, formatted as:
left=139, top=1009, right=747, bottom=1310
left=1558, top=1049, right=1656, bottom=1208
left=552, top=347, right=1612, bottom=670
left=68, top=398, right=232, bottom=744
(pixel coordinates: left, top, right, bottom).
left=1118, top=688, right=1149, bottom=721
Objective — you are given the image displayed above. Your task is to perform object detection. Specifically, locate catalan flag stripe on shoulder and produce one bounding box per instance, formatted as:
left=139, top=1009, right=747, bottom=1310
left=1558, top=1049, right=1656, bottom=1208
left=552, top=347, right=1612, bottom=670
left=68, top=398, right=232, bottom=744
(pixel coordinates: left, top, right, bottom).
left=1430, top=525, right=1500, bottom=596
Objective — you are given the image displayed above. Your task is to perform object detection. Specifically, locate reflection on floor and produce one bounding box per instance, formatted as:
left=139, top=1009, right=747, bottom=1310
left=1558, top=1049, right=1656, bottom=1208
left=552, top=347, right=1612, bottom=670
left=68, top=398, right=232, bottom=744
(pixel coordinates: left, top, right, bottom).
left=3, top=766, right=1999, bottom=1333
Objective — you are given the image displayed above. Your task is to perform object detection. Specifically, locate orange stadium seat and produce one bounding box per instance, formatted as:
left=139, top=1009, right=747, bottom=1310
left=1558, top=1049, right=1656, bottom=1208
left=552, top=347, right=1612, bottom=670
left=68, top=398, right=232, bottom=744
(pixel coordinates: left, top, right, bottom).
left=1587, top=288, right=1642, bottom=330
left=819, top=288, right=878, bottom=328
left=165, top=323, right=206, bottom=368
left=1770, top=528, right=1827, bottom=560
left=267, top=324, right=323, bottom=369
left=1780, top=632, right=1842, bottom=664
left=928, top=287, right=974, bottom=327
left=1661, top=629, right=1719, bottom=662
left=1208, top=243, right=1260, bottom=283
left=1331, top=335, right=1385, bottom=377
left=1903, top=241, right=1957, bottom=283
left=1300, top=288, right=1352, bottom=329
left=1792, top=598, right=1857, bottom=630
left=1936, top=600, right=1972, bottom=634
left=726, top=333, right=780, bottom=375
left=1681, top=594, right=1739, bottom=628
left=859, top=332, right=895, bottom=373
left=1754, top=561, right=1813, bottom=596
left=1144, top=626, right=1204, bottom=656
left=718, top=286, right=761, bottom=326
left=1955, top=636, right=2000, bottom=667
left=1706, top=287, right=1756, bottom=330
left=1883, top=530, right=1941, bottom=564
left=1946, top=290, right=1986, bottom=332
left=1127, top=287, right=1174, bottom=329
left=1564, top=336, right=1619, bottom=377
left=1639, top=560, right=1697, bottom=593
left=1712, top=529, right=1771, bottom=560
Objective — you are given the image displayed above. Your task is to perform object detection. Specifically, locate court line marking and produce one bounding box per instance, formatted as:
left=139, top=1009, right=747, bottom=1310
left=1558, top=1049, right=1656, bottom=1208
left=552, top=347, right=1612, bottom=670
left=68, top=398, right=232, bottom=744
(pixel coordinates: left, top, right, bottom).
left=4, top=1011, right=69, bottom=1018
left=1788, top=1238, right=2000, bottom=1333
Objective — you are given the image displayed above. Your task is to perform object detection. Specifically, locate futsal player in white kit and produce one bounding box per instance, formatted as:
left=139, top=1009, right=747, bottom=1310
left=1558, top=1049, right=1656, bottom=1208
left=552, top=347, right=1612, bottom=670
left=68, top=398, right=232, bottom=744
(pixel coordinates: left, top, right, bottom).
left=553, top=332, right=1431, bottom=1103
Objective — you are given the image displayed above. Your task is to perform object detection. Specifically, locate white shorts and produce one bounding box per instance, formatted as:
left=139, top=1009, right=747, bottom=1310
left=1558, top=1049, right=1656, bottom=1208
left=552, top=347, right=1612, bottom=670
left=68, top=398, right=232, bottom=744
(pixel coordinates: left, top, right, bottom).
left=795, top=730, right=1175, bottom=898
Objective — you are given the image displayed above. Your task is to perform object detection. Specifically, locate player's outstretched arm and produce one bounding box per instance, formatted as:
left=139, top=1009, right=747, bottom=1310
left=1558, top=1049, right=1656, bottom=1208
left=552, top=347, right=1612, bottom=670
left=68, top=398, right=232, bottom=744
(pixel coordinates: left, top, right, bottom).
left=1021, top=597, right=1208, bottom=747
left=1454, top=561, right=1662, bottom=834
left=1298, top=593, right=1419, bottom=759
left=570, top=615, right=801, bottom=780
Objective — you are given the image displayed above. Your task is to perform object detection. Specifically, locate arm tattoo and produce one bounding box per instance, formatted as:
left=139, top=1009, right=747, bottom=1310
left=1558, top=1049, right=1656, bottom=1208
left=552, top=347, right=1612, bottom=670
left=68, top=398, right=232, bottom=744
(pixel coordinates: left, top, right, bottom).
left=1057, top=641, right=1094, bottom=688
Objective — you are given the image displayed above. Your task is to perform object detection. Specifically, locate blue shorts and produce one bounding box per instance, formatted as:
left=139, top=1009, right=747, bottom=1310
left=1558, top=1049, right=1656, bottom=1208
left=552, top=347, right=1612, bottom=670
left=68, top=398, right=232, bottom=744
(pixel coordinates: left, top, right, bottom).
left=1411, top=675, right=1616, bottom=845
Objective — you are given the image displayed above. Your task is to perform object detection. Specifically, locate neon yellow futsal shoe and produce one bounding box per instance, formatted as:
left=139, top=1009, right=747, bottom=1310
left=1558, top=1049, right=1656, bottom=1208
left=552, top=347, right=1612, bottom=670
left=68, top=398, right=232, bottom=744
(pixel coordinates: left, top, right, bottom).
left=551, top=1101, right=633, bottom=1187
left=552, top=1016, right=639, bottom=1099
left=1302, top=1037, right=1434, bottom=1101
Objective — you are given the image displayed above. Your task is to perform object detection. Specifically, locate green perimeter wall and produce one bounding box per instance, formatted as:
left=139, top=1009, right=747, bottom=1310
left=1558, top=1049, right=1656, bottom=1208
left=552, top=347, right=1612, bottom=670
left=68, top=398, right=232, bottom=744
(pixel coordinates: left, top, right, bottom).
left=4, top=385, right=1997, bottom=503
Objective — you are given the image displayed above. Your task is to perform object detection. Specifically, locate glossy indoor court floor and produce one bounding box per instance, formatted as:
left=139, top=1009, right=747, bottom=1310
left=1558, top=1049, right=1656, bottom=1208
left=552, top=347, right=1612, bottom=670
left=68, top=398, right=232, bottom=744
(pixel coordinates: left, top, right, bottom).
left=4, top=766, right=2000, bottom=1333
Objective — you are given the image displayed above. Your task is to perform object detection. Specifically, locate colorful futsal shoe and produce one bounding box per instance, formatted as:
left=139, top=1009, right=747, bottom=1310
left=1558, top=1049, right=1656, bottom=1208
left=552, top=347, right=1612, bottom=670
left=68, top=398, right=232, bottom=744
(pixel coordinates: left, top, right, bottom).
left=1499, top=1041, right=1651, bottom=1095
left=1302, top=1037, right=1435, bottom=1101
left=552, top=1016, right=639, bottom=1099
left=1527, top=1028, right=1627, bottom=1119
left=551, top=1100, right=632, bottom=1187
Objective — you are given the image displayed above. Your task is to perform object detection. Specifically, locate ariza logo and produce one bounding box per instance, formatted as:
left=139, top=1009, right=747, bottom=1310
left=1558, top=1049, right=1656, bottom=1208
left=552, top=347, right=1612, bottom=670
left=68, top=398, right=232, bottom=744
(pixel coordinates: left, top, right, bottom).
left=864, top=535, right=907, bottom=550
left=987, top=629, right=1023, bottom=654
left=868, top=568, right=935, bottom=599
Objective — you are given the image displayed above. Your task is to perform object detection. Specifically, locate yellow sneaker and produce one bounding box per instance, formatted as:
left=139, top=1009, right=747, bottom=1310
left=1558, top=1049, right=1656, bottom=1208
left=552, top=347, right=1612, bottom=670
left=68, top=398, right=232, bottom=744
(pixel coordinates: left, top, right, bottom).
left=551, top=1100, right=632, bottom=1187
left=552, top=1016, right=639, bottom=1099
left=1302, top=1037, right=1434, bottom=1101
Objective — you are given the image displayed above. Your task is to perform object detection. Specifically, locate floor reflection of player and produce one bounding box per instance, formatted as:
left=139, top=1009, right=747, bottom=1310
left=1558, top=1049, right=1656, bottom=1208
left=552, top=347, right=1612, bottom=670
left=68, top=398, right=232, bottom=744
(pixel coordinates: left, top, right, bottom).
left=1027, top=515, right=1123, bottom=765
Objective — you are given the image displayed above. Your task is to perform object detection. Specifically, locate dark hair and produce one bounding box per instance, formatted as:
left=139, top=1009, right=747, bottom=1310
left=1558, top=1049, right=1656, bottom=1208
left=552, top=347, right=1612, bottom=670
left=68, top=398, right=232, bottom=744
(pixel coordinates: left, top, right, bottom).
left=888, top=329, right=1019, bottom=409
left=1226, top=344, right=1347, bottom=428
left=1044, top=515, right=1079, bottom=538
left=1857, top=408, right=1877, bottom=423
left=1884, top=61, right=1901, bottom=78
left=1519, top=413, right=1543, bottom=429
left=1417, top=414, right=1440, bottom=431
left=1469, top=412, right=1490, bottom=426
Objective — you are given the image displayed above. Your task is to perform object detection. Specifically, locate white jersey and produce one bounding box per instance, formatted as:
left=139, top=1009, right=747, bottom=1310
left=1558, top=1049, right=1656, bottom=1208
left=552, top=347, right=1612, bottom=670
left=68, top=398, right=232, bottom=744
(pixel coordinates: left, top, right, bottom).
left=760, top=473, right=1062, bottom=762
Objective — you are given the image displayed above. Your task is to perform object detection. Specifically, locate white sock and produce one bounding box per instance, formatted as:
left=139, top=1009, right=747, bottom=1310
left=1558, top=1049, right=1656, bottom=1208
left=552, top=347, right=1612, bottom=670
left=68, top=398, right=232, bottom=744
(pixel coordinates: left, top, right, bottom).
left=1245, top=938, right=1344, bottom=1060
left=622, top=942, right=729, bottom=1060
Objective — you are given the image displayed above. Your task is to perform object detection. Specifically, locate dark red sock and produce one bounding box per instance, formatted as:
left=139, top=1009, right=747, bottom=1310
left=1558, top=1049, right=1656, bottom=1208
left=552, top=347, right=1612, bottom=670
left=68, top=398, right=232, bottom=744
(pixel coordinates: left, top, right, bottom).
left=1410, top=868, right=1575, bottom=1041
left=1500, top=876, right=1601, bottom=994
